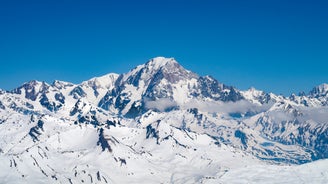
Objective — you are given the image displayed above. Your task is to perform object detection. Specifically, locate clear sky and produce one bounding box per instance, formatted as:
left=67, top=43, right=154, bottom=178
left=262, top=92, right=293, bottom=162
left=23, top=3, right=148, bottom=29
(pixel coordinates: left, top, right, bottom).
left=0, top=0, right=327, bottom=95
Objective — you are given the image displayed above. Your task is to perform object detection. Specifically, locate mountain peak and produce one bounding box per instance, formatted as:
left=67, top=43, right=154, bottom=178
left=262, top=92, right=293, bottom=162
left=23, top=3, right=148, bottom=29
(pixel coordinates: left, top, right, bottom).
left=12, top=80, right=50, bottom=101
left=309, top=83, right=328, bottom=97
left=120, top=57, right=197, bottom=87
left=146, top=57, right=177, bottom=68
left=82, top=73, right=119, bottom=89
left=52, top=80, right=74, bottom=89
left=317, top=83, right=328, bottom=91
left=18, top=80, right=49, bottom=91
left=142, top=57, right=179, bottom=72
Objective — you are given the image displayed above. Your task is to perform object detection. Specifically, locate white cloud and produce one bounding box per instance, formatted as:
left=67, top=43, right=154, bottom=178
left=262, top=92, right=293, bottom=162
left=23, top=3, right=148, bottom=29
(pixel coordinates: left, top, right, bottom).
left=266, top=106, right=328, bottom=124
left=145, top=98, right=273, bottom=114
left=144, top=98, right=177, bottom=112
left=181, top=99, right=272, bottom=114
left=299, top=106, right=328, bottom=124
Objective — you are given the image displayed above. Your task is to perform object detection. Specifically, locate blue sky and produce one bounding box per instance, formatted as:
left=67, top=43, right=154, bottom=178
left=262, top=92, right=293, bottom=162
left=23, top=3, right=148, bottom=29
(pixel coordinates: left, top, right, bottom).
left=0, top=0, right=327, bottom=95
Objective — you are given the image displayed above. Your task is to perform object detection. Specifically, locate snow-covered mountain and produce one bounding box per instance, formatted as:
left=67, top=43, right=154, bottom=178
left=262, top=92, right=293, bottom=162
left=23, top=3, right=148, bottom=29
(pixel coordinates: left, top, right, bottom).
left=98, top=57, right=243, bottom=116
left=0, top=57, right=327, bottom=183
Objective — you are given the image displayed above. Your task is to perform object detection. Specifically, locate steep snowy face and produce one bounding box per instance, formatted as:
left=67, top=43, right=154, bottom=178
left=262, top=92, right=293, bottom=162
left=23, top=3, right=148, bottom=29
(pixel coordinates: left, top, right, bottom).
left=98, top=57, right=244, bottom=116
left=78, top=73, right=119, bottom=104
left=197, top=75, right=244, bottom=102
left=82, top=73, right=118, bottom=90
left=98, top=57, right=198, bottom=115
left=286, top=83, right=328, bottom=107
left=52, top=80, right=74, bottom=90
left=307, top=83, right=328, bottom=106
left=310, top=83, right=328, bottom=97
left=241, top=87, right=272, bottom=105
left=121, top=57, right=198, bottom=86
left=1, top=73, right=118, bottom=116
left=12, top=80, right=50, bottom=101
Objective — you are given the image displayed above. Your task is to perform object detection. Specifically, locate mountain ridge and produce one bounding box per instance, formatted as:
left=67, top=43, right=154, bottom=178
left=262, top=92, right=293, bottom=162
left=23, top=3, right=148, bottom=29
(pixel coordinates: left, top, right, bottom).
left=7, top=57, right=327, bottom=102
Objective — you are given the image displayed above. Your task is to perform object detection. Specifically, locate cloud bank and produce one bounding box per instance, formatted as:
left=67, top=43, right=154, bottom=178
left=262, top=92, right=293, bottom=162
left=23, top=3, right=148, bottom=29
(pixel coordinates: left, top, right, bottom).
left=145, top=98, right=272, bottom=114
left=144, top=98, right=177, bottom=112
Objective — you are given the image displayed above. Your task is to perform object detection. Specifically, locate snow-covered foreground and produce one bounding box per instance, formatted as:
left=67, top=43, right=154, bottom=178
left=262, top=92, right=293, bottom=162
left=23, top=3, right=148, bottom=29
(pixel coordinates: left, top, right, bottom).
left=216, top=159, right=328, bottom=184
left=0, top=115, right=256, bottom=184
left=0, top=114, right=327, bottom=184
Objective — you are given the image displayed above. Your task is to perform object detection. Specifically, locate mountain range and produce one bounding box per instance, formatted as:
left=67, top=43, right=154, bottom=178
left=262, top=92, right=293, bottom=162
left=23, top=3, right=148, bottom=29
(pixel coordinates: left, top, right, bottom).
left=0, top=57, right=327, bottom=183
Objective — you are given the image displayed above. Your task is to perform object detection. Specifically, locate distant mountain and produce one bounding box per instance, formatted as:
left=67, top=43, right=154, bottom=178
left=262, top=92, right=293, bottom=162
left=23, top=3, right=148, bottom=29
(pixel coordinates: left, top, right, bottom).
left=310, top=83, right=328, bottom=97
left=99, top=57, right=244, bottom=116
left=0, top=57, right=327, bottom=183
